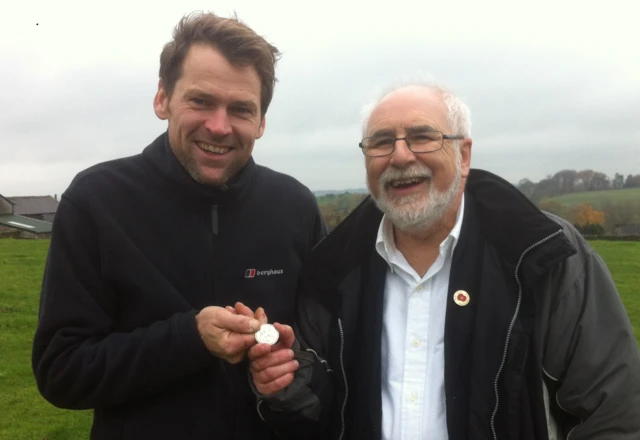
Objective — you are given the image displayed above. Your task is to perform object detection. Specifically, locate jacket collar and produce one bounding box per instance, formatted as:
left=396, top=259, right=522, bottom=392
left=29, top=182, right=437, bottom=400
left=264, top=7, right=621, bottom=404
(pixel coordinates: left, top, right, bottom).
left=142, top=132, right=255, bottom=206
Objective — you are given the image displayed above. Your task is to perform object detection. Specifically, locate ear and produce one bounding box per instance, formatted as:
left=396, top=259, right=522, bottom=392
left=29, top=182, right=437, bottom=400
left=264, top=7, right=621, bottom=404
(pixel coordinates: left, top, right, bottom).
left=255, top=116, right=266, bottom=139
left=153, top=80, right=169, bottom=120
left=460, top=137, right=472, bottom=178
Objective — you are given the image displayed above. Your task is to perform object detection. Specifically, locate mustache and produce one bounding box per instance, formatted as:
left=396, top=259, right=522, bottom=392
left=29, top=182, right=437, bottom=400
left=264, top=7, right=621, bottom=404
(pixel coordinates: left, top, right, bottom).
left=379, top=164, right=433, bottom=187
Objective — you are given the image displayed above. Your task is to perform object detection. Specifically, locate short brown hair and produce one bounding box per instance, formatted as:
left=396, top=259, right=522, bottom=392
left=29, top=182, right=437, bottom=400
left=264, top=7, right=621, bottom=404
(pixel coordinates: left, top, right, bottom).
left=159, top=12, right=281, bottom=116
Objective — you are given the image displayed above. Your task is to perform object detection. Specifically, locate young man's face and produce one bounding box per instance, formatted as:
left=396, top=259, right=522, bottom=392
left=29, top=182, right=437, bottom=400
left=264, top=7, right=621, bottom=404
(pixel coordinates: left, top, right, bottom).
left=154, top=43, right=265, bottom=186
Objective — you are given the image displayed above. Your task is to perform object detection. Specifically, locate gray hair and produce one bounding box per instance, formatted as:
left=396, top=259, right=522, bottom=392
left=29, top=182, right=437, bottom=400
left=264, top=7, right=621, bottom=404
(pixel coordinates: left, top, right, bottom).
left=360, top=74, right=472, bottom=138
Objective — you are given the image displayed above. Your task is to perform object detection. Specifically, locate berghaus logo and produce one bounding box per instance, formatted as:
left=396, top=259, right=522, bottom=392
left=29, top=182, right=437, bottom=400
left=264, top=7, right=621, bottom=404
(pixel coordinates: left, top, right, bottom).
left=245, top=269, right=284, bottom=278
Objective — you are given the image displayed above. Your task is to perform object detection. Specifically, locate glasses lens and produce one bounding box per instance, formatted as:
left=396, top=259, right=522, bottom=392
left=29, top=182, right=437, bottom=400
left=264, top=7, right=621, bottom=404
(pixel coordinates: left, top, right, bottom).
left=407, top=132, right=443, bottom=153
left=361, top=137, right=394, bottom=156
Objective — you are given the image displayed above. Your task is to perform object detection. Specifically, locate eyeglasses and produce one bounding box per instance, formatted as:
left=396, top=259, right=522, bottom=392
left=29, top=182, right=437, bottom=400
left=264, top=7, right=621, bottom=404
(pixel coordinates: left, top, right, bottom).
left=359, top=131, right=464, bottom=157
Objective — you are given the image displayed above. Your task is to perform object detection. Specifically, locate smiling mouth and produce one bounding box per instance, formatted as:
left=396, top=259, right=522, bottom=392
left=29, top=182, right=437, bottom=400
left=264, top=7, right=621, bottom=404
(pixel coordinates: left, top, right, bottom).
left=195, top=141, right=233, bottom=155
left=388, top=177, right=429, bottom=189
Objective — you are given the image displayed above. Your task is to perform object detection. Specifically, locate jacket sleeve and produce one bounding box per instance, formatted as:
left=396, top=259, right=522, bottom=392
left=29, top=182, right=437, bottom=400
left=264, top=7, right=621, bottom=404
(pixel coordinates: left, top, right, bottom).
left=32, top=196, right=216, bottom=410
left=542, top=240, right=640, bottom=439
left=251, top=263, right=337, bottom=439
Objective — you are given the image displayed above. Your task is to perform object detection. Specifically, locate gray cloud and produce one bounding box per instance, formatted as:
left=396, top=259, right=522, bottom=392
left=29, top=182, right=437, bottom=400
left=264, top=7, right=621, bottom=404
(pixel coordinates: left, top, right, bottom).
left=1, top=18, right=639, bottom=196
left=256, top=45, right=640, bottom=188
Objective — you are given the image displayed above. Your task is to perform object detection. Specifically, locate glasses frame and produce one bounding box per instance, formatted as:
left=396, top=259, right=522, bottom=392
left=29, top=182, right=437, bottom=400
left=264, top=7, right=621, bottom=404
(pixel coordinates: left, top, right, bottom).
left=358, top=131, right=465, bottom=157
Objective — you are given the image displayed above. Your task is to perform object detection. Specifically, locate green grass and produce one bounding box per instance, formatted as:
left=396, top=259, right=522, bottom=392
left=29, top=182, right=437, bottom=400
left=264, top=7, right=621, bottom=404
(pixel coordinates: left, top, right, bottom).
left=0, top=239, right=92, bottom=440
left=589, top=240, right=640, bottom=345
left=541, top=187, right=640, bottom=209
left=0, top=238, right=638, bottom=438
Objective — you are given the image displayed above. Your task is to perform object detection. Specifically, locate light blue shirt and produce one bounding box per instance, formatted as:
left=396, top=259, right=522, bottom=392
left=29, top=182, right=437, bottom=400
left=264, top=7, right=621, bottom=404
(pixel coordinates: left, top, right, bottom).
left=375, top=195, right=465, bottom=440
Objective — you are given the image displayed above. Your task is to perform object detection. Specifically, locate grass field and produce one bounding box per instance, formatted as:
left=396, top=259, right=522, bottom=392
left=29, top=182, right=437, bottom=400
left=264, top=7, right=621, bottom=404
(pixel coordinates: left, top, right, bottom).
left=1, top=238, right=639, bottom=439
left=589, top=240, right=640, bottom=343
left=0, top=239, right=92, bottom=440
left=541, top=187, right=640, bottom=209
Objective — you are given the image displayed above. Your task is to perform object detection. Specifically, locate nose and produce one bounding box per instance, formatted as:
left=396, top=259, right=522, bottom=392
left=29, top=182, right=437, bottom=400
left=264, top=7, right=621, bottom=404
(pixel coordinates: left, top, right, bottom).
left=389, top=138, right=417, bottom=167
left=204, top=108, right=233, bottom=137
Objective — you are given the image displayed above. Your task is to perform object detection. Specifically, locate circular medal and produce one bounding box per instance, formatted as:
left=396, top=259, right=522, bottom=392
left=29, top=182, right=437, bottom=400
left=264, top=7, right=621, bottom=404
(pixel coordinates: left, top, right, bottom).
left=254, top=323, right=280, bottom=345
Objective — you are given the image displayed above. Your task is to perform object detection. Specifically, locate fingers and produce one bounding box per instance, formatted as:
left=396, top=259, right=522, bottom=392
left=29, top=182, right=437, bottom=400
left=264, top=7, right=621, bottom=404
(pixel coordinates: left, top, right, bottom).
left=270, top=323, right=295, bottom=350
left=197, top=306, right=260, bottom=360
left=254, top=371, right=296, bottom=396
left=233, top=302, right=255, bottom=318
left=248, top=343, right=273, bottom=362
left=250, top=348, right=295, bottom=372
left=255, top=307, right=268, bottom=325
left=225, top=332, right=260, bottom=352
left=197, top=307, right=294, bottom=367
left=253, top=359, right=299, bottom=385
left=225, top=303, right=268, bottom=327
left=231, top=303, right=268, bottom=325
left=249, top=345, right=299, bottom=395
left=251, top=347, right=299, bottom=380
left=213, top=308, right=260, bottom=334
left=212, top=332, right=258, bottom=364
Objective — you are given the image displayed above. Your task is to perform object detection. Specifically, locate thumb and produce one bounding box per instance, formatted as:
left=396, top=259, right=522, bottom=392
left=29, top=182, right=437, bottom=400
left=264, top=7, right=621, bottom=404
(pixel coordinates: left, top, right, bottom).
left=255, top=307, right=268, bottom=325
left=214, top=308, right=260, bottom=334
left=272, top=323, right=295, bottom=349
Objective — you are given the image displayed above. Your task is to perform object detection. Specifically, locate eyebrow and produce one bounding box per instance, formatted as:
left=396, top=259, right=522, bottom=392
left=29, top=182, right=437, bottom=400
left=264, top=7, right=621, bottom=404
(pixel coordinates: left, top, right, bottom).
left=369, top=125, right=439, bottom=138
left=369, top=129, right=396, bottom=138
left=406, top=125, right=439, bottom=134
left=229, top=100, right=258, bottom=112
left=184, top=89, right=258, bottom=111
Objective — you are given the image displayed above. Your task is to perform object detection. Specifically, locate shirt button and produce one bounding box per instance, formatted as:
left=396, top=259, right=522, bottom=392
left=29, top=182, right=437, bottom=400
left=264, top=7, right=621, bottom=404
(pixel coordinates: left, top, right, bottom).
left=412, top=339, right=421, bottom=347
left=409, top=393, right=417, bottom=402
left=416, top=285, right=424, bottom=292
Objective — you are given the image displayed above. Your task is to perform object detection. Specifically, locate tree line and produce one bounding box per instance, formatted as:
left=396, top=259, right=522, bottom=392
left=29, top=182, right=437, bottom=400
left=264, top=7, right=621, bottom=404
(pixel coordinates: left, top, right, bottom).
left=316, top=192, right=368, bottom=230
left=315, top=169, right=640, bottom=236
left=517, top=169, right=640, bottom=236
left=517, top=169, right=640, bottom=202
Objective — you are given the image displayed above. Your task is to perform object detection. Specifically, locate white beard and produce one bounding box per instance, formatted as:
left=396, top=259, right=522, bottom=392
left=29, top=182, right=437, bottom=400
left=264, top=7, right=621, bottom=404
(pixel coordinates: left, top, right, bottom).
left=370, top=151, right=462, bottom=232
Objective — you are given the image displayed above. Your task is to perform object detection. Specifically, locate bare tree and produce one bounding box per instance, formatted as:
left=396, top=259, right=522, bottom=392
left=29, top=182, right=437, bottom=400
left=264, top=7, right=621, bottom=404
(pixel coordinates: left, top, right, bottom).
left=613, top=173, right=625, bottom=189
left=517, top=178, right=536, bottom=200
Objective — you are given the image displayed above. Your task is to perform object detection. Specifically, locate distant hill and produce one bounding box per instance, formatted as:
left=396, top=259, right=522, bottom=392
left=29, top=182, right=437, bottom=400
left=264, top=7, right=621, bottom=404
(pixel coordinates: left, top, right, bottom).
left=313, top=186, right=640, bottom=234
left=313, top=188, right=368, bottom=197
left=314, top=191, right=369, bottom=229
left=541, top=188, right=640, bottom=209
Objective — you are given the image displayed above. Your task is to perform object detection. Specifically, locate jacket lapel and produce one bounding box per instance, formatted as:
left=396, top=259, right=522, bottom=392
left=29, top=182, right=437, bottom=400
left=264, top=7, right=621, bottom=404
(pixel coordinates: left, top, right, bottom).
left=366, top=253, right=387, bottom=438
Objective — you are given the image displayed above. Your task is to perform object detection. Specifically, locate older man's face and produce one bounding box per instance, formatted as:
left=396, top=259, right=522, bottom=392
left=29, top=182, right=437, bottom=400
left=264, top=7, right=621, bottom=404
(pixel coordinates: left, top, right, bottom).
left=364, top=87, right=471, bottom=230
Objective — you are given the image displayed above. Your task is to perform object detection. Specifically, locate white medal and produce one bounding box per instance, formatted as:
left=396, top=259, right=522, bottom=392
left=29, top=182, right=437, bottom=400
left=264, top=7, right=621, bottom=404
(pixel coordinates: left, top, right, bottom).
left=254, top=323, right=280, bottom=345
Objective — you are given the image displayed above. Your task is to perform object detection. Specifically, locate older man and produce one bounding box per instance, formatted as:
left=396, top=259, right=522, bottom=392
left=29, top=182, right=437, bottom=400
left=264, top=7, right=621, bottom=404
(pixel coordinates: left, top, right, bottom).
left=248, top=79, right=640, bottom=439
left=32, top=12, right=325, bottom=440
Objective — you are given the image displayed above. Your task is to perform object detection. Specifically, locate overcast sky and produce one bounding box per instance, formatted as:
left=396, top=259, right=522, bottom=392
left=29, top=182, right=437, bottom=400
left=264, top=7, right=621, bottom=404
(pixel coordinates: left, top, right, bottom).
left=1, top=0, right=639, bottom=197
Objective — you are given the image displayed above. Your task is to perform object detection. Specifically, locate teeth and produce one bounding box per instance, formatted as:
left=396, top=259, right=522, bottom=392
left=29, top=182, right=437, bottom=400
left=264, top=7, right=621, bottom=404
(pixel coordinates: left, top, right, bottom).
left=196, top=142, right=230, bottom=154
left=390, top=178, right=423, bottom=188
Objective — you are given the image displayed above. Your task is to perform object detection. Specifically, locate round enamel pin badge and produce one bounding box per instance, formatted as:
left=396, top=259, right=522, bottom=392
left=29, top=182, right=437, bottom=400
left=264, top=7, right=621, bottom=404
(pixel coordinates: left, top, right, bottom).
left=453, top=290, right=470, bottom=306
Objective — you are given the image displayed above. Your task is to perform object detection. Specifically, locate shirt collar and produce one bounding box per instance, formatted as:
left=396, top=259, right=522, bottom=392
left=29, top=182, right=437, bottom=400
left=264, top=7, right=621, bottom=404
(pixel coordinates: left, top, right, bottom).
left=375, top=194, right=465, bottom=271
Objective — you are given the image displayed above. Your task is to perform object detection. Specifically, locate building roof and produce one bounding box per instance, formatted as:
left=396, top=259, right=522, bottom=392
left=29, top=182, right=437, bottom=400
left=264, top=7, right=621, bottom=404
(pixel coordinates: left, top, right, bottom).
left=0, top=214, right=53, bottom=233
left=7, top=195, right=59, bottom=215
left=0, top=194, right=15, bottom=206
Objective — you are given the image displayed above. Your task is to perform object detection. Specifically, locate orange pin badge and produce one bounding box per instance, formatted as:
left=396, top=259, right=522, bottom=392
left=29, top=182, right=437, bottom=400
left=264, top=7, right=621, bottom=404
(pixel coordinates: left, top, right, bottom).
left=454, top=290, right=470, bottom=306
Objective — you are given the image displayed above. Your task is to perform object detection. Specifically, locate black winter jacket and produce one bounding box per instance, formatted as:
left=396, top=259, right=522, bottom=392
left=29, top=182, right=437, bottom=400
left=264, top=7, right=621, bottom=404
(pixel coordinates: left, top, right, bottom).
left=32, top=132, right=326, bottom=439
left=258, top=169, right=640, bottom=440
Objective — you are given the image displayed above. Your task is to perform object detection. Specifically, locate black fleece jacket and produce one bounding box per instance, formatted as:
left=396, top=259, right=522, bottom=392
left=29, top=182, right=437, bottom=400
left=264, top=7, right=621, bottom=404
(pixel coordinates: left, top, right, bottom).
left=32, top=132, right=326, bottom=440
